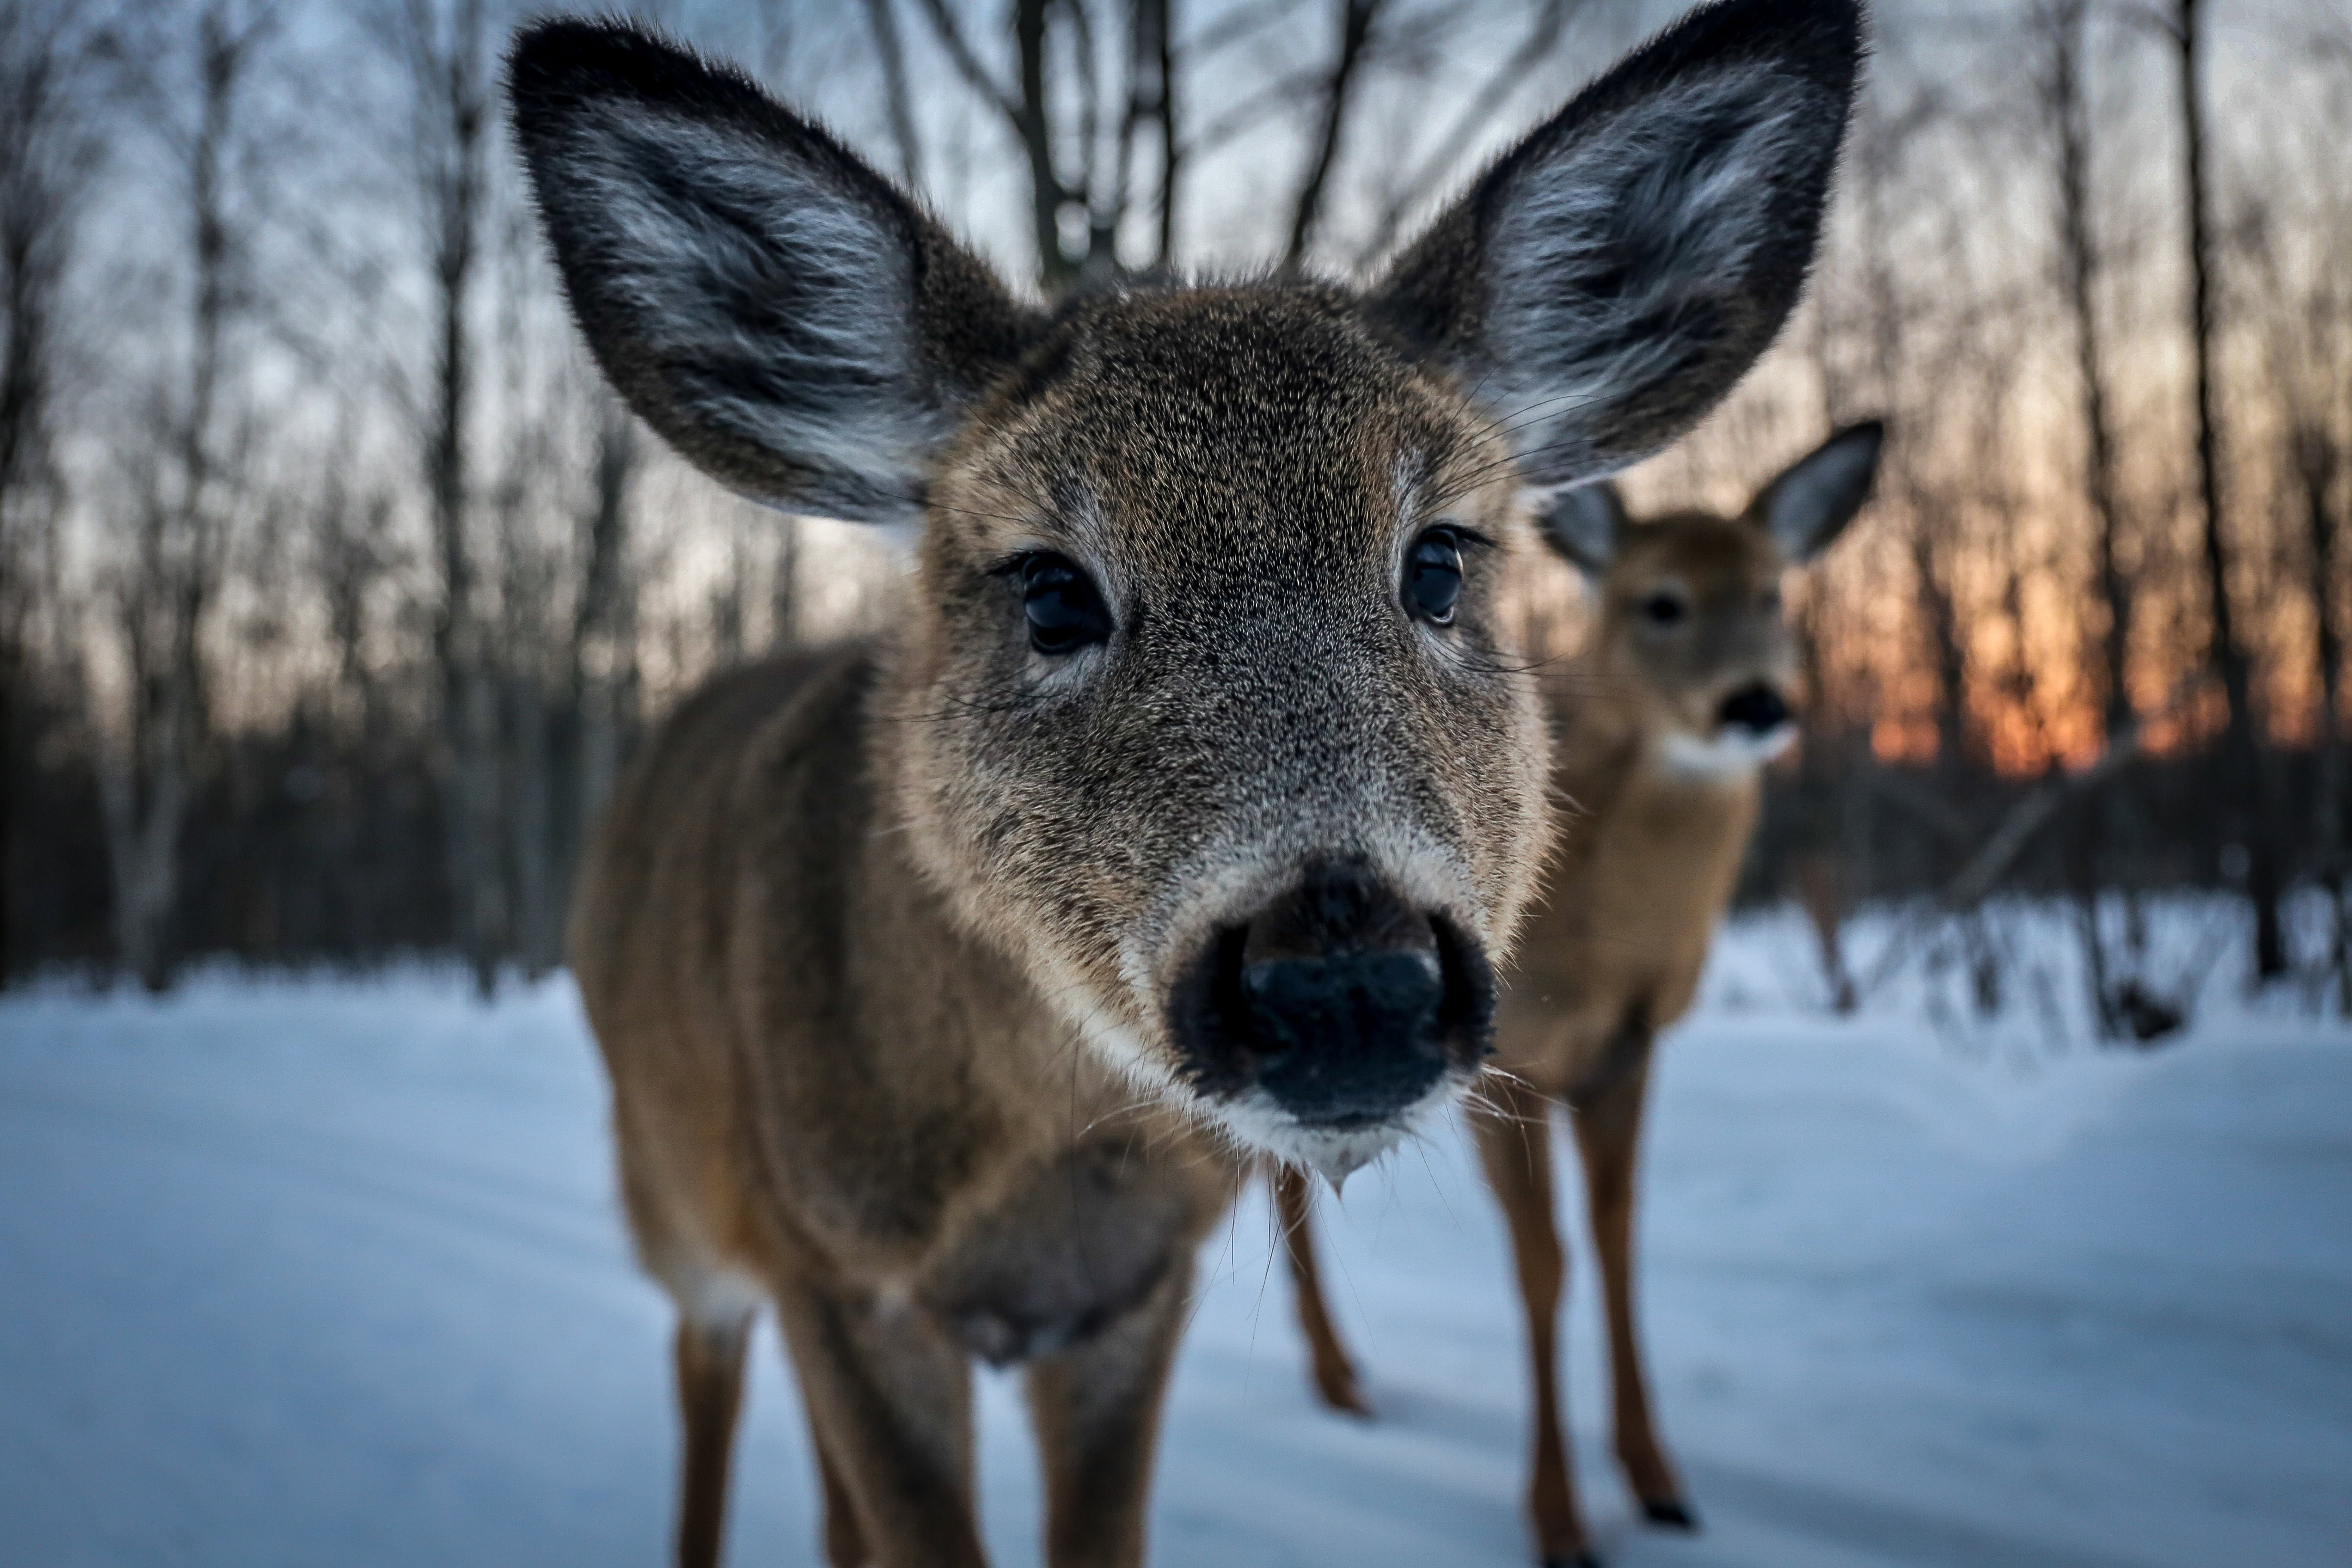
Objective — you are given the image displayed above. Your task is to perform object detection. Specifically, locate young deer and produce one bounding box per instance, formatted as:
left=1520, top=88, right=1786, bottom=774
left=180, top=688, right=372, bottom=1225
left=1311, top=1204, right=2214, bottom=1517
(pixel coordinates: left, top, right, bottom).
left=508, top=4, right=1862, bottom=1563
left=1278, top=422, right=1885, bottom=1567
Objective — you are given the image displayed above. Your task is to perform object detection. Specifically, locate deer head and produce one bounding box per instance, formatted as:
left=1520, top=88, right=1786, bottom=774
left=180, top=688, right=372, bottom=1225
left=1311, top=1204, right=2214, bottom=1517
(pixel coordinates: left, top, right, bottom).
left=509, top=0, right=1864, bottom=1179
left=1541, top=421, right=1883, bottom=778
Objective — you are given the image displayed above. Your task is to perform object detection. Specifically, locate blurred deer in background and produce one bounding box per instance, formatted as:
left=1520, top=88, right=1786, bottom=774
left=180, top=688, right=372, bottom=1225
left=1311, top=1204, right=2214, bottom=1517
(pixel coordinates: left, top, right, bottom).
left=508, top=2, right=1862, bottom=1562
left=1279, top=423, right=1884, bottom=1568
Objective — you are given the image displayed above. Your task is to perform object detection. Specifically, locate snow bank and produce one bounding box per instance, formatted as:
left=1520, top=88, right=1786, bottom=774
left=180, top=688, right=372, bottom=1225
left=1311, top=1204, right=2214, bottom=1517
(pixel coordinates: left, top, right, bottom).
left=0, top=916, right=2344, bottom=1567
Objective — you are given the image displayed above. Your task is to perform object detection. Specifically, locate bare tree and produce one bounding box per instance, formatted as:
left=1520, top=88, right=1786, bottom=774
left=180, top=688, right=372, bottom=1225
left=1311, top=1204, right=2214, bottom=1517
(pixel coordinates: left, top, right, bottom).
left=2294, top=408, right=2348, bottom=1006
left=2296, top=16, right=2352, bottom=1009
left=916, top=0, right=1089, bottom=286
left=2175, top=0, right=2285, bottom=978
left=381, top=0, right=503, bottom=992
left=0, top=0, right=113, bottom=983
left=861, top=0, right=924, bottom=187
left=97, top=0, right=274, bottom=990
left=1854, top=84, right=1968, bottom=774
left=572, top=389, right=637, bottom=870
left=1281, top=0, right=1387, bottom=268
left=913, top=0, right=1449, bottom=287
left=10, top=0, right=2352, bottom=990
left=1354, top=0, right=1577, bottom=264
left=0, top=0, right=100, bottom=539
left=2238, top=79, right=2352, bottom=1007
left=768, top=508, right=799, bottom=652
left=2034, top=0, right=2147, bottom=1032
left=911, top=0, right=1183, bottom=285
left=2040, top=0, right=2130, bottom=740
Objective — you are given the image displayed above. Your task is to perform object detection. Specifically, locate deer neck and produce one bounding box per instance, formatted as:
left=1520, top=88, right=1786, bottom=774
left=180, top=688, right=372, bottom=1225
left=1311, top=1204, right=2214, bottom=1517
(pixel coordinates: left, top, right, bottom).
left=1543, top=660, right=1764, bottom=839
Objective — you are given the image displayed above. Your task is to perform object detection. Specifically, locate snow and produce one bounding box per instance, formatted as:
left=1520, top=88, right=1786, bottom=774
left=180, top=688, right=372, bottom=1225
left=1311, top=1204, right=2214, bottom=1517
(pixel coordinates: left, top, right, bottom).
left=1, top=911, right=2347, bottom=1568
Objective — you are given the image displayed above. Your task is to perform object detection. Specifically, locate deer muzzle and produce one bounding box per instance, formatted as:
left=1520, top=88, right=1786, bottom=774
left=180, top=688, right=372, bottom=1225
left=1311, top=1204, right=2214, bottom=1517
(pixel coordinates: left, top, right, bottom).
left=1717, top=683, right=1792, bottom=735
left=1167, top=861, right=1494, bottom=1135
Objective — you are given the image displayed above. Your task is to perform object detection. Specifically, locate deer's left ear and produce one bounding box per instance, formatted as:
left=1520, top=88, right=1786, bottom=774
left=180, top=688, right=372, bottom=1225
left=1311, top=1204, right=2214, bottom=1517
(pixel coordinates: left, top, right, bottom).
left=1536, top=482, right=1627, bottom=576
left=506, top=19, right=1042, bottom=526
left=1757, top=420, right=1883, bottom=561
left=1369, top=0, right=1864, bottom=490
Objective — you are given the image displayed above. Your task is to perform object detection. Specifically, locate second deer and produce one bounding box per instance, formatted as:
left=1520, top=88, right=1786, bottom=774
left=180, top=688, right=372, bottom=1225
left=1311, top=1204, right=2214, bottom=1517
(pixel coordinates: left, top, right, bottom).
left=1278, top=423, right=1884, bottom=1568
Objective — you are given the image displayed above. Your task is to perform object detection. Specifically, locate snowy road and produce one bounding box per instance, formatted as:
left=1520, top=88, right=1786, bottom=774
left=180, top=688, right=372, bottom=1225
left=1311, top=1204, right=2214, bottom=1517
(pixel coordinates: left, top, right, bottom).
left=1, top=930, right=2346, bottom=1568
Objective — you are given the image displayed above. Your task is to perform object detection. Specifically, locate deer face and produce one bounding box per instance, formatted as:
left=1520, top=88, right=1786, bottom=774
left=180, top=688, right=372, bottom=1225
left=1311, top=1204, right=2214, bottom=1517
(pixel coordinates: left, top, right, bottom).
left=1541, top=423, right=1884, bottom=780
left=509, top=0, right=1863, bottom=1177
left=897, top=289, right=1546, bottom=1176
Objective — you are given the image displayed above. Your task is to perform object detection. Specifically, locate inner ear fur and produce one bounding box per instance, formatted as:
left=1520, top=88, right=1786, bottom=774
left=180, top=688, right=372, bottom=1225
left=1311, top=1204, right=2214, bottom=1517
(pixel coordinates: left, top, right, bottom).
left=1755, top=418, right=1885, bottom=562
left=1370, top=0, right=1864, bottom=489
left=1537, top=482, right=1629, bottom=576
left=507, top=19, right=1043, bottom=525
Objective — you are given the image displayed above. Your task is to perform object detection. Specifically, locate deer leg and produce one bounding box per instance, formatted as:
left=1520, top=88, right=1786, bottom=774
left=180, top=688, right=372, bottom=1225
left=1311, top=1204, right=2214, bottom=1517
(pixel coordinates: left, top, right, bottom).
left=1273, top=1163, right=1374, bottom=1418
left=768, top=1274, right=986, bottom=1568
left=1473, top=1079, right=1595, bottom=1568
left=799, top=1400, right=868, bottom=1568
left=1571, top=1050, right=1693, bottom=1530
left=1026, top=1262, right=1196, bottom=1568
left=671, top=1305, right=753, bottom=1568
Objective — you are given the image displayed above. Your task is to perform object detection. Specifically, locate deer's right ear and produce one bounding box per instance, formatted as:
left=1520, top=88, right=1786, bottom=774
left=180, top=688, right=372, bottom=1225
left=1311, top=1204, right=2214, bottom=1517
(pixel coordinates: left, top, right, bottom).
left=1370, top=0, right=1864, bottom=490
left=1757, top=419, right=1883, bottom=561
left=1537, top=482, right=1626, bottom=576
left=507, top=20, right=1043, bottom=526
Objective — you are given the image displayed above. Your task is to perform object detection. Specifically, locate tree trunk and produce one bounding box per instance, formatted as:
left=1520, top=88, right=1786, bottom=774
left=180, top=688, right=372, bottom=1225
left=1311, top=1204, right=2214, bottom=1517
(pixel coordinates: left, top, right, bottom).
left=420, top=0, right=502, bottom=996
left=861, top=0, right=922, bottom=188
left=771, top=515, right=799, bottom=652
left=1283, top=0, right=1384, bottom=270
left=1150, top=0, right=1178, bottom=268
left=1014, top=0, right=1072, bottom=290
left=1794, top=590, right=1857, bottom=1014
left=2177, top=0, right=2285, bottom=978
left=0, top=168, right=45, bottom=988
left=2046, top=0, right=2139, bottom=1028
left=95, top=2, right=261, bottom=992
left=2050, top=0, right=2131, bottom=739
left=570, top=393, right=636, bottom=919
left=2298, top=423, right=2347, bottom=1009
left=508, top=668, right=557, bottom=977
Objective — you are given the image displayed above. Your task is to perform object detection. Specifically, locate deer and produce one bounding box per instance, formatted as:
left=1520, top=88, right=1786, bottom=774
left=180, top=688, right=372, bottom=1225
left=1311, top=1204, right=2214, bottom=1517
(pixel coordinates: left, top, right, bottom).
left=1275, top=420, right=1886, bottom=1567
left=506, top=3, right=1863, bottom=1563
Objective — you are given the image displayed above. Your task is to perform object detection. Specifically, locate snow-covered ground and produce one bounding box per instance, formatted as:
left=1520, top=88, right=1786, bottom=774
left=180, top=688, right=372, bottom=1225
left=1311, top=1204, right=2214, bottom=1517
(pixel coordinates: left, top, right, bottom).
left=1, top=909, right=2346, bottom=1568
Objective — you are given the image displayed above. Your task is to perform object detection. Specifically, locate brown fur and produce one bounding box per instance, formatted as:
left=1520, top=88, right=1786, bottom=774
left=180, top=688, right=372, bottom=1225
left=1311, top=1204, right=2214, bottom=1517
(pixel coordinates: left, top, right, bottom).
left=569, top=304, right=1553, bottom=1566
left=513, top=6, right=1863, bottom=1562
left=1281, top=428, right=1882, bottom=1566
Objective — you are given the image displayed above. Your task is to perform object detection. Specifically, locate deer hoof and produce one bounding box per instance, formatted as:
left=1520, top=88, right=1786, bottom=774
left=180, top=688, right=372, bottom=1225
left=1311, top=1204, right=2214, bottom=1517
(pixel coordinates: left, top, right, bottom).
left=1315, top=1376, right=1376, bottom=1421
left=1541, top=1553, right=1603, bottom=1568
left=1641, top=1497, right=1700, bottom=1531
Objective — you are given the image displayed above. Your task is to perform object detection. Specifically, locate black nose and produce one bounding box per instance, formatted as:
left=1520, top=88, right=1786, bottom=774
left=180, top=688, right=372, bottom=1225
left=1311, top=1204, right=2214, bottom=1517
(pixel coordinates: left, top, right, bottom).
left=1169, top=863, right=1493, bottom=1128
left=1718, top=683, right=1790, bottom=734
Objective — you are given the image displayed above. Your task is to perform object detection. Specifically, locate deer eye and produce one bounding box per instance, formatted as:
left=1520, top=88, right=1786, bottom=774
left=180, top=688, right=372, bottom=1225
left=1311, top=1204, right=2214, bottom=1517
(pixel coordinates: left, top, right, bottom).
left=1406, top=528, right=1464, bottom=625
left=1020, top=554, right=1112, bottom=655
left=1641, top=590, right=1688, bottom=627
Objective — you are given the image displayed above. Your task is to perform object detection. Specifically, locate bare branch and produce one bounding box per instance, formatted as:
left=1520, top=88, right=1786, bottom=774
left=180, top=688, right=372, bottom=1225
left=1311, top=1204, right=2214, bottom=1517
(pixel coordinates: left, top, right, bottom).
left=861, top=0, right=923, bottom=188
left=1859, top=677, right=2216, bottom=1000
left=1283, top=0, right=1388, bottom=270
left=1180, top=0, right=1312, bottom=61
left=911, top=0, right=1025, bottom=127
left=1358, top=0, right=1576, bottom=266
left=1176, top=64, right=1330, bottom=165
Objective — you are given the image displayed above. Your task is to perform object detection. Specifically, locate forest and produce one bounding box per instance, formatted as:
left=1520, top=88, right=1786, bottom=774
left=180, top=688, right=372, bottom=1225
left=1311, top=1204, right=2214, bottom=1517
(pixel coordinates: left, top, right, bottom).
left=1, top=0, right=2346, bottom=1035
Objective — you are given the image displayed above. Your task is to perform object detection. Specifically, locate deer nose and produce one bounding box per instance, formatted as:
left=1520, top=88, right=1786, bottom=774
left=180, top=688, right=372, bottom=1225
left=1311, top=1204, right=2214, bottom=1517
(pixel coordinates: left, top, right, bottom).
left=1170, top=863, right=1493, bottom=1129
left=1718, top=683, right=1791, bottom=735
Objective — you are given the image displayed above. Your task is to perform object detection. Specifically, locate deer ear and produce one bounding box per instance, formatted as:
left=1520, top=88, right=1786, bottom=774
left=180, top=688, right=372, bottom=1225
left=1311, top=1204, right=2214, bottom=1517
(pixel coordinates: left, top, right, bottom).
left=507, top=20, right=1042, bottom=525
left=1370, top=0, right=1863, bottom=490
left=1537, top=482, right=1627, bottom=576
left=1757, top=420, right=1883, bottom=561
